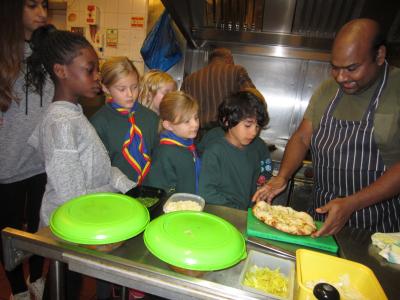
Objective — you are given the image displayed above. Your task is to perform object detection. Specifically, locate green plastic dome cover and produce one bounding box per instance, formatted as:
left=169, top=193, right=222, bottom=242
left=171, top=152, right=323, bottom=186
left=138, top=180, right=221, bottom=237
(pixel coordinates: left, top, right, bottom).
left=50, top=193, right=149, bottom=245
left=144, top=211, right=247, bottom=271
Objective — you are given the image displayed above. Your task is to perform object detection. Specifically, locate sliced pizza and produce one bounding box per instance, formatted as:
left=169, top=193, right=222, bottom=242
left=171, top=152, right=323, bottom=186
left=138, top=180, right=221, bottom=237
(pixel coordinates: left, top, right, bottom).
left=252, top=201, right=317, bottom=235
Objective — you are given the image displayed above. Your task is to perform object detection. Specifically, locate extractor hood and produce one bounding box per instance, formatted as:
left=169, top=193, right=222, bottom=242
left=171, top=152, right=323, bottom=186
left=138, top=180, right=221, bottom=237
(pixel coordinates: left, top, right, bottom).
left=161, top=0, right=400, bottom=53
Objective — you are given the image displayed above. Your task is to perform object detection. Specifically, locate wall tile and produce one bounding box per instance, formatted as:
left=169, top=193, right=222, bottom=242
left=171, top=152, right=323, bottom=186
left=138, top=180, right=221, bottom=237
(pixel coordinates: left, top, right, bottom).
left=104, top=0, right=118, bottom=13
left=117, top=44, right=131, bottom=57
left=68, top=0, right=80, bottom=11
left=118, top=0, right=133, bottom=13
left=118, top=29, right=133, bottom=45
left=133, top=60, right=144, bottom=75
left=133, top=0, right=147, bottom=14
left=104, top=13, right=119, bottom=28
left=104, top=47, right=117, bottom=57
left=91, top=0, right=105, bottom=8
left=117, top=13, right=131, bottom=29
left=131, top=26, right=145, bottom=40
left=66, top=10, right=80, bottom=28
left=131, top=39, right=142, bottom=60
left=79, top=0, right=89, bottom=13
left=68, top=0, right=148, bottom=61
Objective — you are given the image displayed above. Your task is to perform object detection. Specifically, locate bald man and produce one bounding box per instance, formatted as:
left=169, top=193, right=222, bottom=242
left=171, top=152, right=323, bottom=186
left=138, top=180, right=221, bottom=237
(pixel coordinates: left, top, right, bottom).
left=181, top=48, right=256, bottom=133
left=253, top=18, right=400, bottom=236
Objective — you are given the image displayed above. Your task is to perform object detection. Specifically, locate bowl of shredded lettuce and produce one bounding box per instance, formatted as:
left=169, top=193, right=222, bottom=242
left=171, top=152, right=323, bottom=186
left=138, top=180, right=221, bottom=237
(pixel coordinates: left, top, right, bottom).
left=128, top=185, right=166, bottom=217
left=239, top=250, right=295, bottom=300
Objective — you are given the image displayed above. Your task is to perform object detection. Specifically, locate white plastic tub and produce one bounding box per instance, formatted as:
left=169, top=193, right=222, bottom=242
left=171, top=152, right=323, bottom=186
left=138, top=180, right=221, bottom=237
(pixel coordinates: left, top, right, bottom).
left=162, top=193, right=205, bottom=213
left=239, top=250, right=295, bottom=300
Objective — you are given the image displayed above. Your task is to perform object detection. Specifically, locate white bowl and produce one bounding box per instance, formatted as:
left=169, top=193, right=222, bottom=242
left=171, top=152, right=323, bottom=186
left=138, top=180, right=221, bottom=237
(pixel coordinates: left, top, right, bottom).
left=162, top=193, right=205, bottom=213
left=239, top=250, right=295, bottom=300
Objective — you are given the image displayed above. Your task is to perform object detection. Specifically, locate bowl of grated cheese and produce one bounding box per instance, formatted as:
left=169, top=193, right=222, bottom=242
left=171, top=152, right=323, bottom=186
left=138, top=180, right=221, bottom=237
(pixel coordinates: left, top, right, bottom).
left=163, top=193, right=205, bottom=213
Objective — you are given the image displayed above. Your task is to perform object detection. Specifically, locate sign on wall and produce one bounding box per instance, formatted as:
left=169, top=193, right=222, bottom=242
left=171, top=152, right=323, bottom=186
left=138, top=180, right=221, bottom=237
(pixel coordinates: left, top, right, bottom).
left=106, top=29, right=118, bottom=48
left=131, top=16, right=145, bottom=28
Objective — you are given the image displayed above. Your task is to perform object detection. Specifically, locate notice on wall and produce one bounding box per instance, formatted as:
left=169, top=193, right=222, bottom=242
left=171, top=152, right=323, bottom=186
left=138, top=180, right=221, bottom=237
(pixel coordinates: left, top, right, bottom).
left=131, top=16, right=145, bottom=28
left=106, top=29, right=118, bottom=48
left=71, top=27, right=85, bottom=36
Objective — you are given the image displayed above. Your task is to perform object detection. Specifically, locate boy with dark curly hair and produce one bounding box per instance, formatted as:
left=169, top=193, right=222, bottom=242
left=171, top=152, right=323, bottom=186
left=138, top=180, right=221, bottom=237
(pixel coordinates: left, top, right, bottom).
left=199, top=91, right=272, bottom=209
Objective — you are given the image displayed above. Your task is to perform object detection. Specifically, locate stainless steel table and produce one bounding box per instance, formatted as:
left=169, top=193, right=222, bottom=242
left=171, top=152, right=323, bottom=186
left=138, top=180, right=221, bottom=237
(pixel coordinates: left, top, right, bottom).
left=2, top=205, right=399, bottom=299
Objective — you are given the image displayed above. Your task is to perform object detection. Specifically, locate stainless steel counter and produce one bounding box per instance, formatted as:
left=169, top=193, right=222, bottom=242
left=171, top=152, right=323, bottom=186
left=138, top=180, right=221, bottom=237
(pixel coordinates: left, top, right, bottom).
left=2, top=205, right=399, bottom=299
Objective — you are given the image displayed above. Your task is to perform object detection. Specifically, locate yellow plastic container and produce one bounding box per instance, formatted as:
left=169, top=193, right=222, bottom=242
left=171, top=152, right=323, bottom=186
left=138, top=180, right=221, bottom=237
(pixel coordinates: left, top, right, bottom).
left=296, top=249, right=387, bottom=300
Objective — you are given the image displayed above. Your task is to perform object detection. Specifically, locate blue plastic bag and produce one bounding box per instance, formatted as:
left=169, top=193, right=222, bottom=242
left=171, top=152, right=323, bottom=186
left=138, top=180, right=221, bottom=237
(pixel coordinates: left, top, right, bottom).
left=140, top=10, right=182, bottom=71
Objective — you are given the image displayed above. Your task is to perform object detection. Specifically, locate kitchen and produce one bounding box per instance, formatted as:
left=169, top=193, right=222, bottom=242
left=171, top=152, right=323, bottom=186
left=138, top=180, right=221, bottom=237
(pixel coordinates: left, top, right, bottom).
left=2, top=0, right=400, bottom=299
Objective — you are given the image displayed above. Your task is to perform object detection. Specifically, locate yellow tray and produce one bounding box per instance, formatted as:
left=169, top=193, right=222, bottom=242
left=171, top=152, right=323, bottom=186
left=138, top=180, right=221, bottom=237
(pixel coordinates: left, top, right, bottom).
left=295, top=249, right=387, bottom=300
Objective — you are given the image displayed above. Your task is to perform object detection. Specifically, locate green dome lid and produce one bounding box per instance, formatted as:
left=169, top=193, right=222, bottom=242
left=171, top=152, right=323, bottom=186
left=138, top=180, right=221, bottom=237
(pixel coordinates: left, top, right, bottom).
left=144, top=211, right=247, bottom=271
left=50, top=193, right=149, bottom=245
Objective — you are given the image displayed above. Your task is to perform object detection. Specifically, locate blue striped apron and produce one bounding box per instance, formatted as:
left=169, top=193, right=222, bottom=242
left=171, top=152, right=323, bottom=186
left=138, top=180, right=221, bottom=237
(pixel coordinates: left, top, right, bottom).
left=310, top=62, right=400, bottom=232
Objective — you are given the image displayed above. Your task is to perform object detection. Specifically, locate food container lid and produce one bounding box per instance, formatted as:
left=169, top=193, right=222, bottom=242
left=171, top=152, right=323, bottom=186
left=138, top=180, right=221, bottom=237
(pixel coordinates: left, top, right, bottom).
left=50, top=193, right=149, bottom=245
left=144, top=211, right=247, bottom=271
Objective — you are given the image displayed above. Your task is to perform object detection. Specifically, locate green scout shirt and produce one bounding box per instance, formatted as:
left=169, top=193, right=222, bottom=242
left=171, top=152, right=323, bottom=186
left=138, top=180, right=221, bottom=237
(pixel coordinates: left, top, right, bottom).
left=144, top=144, right=197, bottom=195
left=199, top=136, right=272, bottom=210
left=90, top=102, right=159, bottom=182
left=304, top=66, right=400, bottom=167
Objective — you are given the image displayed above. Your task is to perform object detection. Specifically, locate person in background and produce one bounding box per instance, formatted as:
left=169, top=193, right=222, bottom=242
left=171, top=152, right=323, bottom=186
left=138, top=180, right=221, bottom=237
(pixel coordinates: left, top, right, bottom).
left=181, top=47, right=256, bottom=138
left=26, top=25, right=136, bottom=299
left=199, top=91, right=271, bottom=209
left=0, top=1, right=51, bottom=299
left=138, top=69, right=177, bottom=114
left=145, top=91, right=201, bottom=195
left=253, top=18, right=400, bottom=236
left=91, top=57, right=159, bottom=185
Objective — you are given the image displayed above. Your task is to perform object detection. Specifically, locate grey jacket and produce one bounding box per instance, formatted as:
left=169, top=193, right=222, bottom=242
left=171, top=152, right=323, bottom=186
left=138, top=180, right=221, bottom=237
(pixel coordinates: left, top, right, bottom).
left=28, top=101, right=135, bottom=226
left=0, top=42, right=54, bottom=183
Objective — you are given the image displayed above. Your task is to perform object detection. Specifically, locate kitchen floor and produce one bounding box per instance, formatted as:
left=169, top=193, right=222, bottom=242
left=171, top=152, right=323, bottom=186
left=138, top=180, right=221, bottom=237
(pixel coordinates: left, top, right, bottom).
left=1, top=260, right=168, bottom=299
left=0, top=260, right=97, bottom=300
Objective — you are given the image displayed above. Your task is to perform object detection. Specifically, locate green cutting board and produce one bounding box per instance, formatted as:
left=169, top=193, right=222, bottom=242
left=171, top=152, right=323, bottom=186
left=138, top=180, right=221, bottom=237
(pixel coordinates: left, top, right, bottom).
left=247, top=209, right=338, bottom=253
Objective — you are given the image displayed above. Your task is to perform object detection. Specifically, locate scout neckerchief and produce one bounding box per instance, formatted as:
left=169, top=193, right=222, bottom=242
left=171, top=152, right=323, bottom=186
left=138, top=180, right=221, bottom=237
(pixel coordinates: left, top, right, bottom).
left=160, top=130, right=201, bottom=193
left=108, top=100, right=150, bottom=185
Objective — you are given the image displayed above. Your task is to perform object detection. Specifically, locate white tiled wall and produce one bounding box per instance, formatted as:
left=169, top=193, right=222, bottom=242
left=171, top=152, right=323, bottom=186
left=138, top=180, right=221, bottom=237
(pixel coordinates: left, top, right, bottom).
left=66, top=0, right=147, bottom=73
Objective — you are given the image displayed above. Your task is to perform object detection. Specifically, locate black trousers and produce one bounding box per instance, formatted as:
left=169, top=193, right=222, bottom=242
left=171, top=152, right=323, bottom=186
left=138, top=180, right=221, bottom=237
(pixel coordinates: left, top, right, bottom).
left=0, top=173, right=46, bottom=294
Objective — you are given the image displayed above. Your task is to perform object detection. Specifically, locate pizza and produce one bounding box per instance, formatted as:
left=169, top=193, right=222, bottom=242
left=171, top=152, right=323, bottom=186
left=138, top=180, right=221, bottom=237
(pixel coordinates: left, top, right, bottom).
left=252, top=201, right=317, bottom=235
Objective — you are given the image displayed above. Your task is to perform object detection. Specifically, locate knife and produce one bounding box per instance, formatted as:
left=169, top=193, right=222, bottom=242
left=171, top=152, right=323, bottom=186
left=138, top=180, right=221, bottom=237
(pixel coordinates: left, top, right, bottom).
left=246, top=236, right=296, bottom=260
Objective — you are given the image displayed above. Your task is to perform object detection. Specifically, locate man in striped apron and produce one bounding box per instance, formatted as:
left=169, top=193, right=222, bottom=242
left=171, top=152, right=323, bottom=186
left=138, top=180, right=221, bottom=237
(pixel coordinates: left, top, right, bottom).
left=253, top=18, right=400, bottom=236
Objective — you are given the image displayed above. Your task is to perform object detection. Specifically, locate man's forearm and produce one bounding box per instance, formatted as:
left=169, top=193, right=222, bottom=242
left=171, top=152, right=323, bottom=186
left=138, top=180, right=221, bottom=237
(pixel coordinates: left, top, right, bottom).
left=278, top=120, right=312, bottom=181
left=278, top=136, right=309, bottom=180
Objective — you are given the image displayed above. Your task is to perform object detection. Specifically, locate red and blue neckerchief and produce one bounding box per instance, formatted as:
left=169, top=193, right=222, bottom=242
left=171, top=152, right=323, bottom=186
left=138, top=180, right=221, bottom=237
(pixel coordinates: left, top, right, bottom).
left=108, top=100, right=150, bottom=185
left=160, top=130, right=201, bottom=193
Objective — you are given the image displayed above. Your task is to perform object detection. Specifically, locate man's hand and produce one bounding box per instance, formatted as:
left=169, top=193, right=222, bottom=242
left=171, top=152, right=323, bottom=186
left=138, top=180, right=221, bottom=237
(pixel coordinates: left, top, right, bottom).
left=252, top=176, right=288, bottom=203
left=312, top=197, right=357, bottom=237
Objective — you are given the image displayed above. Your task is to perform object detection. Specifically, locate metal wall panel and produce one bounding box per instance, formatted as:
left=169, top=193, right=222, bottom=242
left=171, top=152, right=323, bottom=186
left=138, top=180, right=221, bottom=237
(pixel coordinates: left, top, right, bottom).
left=233, top=54, right=331, bottom=158
left=180, top=47, right=331, bottom=160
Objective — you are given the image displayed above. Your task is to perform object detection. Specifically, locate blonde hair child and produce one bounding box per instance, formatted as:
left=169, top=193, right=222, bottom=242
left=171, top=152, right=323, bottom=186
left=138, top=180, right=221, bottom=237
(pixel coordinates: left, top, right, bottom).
left=139, top=70, right=176, bottom=113
left=91, top=56, right=160, bottom=299
left=145, top=91, right=201, bottom=195
left=91, top=57, right=159, bottom=185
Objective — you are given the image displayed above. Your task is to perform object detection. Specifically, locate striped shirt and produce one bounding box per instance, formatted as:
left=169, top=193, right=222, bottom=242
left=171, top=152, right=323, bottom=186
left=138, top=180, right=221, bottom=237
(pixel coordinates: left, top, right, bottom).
left=181, top=61, right=255, bottom=128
